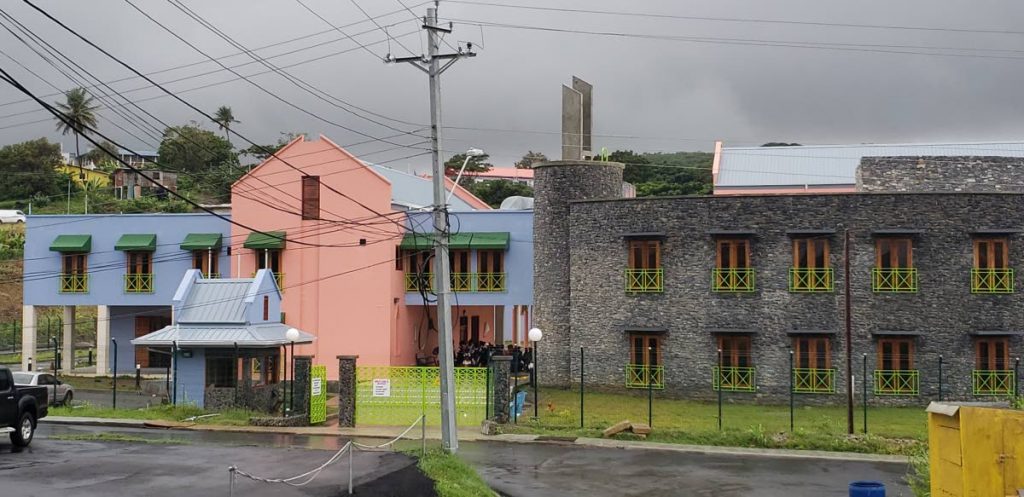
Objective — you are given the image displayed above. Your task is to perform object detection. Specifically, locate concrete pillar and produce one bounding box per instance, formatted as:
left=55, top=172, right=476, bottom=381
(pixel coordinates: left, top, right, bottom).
left=61, top=306, right=75, bottom=372
left=95, top=305, right=110, bottom=374
left=20, top=305, right=36, bottom=372
left=337, top=355, right=358, bottom=427
left=490, top=355, right=512, bottom=424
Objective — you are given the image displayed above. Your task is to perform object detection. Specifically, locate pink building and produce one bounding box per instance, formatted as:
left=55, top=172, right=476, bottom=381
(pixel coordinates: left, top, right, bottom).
left=470, top=167, right=534, bottom=186
left=230, top=136, right=495, bottom=379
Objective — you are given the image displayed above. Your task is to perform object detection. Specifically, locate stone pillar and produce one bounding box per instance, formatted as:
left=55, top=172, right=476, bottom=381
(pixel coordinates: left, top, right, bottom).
left=532, top=160, right=624, bottom=385
left=61, top=306, right=75, bottom=372
left=95, top=305, right=110, bottom=374
left=489, top=355, right=512, bottom=424
left=21, top=305, right=36, bottom=372
left=337, top=355, right=358, bottom=427
left=292, top=356, right=312, bottom=421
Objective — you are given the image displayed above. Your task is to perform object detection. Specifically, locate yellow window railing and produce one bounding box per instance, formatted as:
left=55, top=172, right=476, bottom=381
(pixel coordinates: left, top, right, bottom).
left=712, top=366, right=756, bottom=392
left=792, top=368, right=836, bottom=393
left=712, top=268, right=755, bottom=292
left=476, top=272, right=506, bottom=292
left=124, top=273, right=154, bottom=294
left=873, top=370, right=920, bottom=395
left=970, top=268, right=1013, bottom=294
left=59, top=273, right=89, bottom=294
left=972, top=370, right=1015, bottom=395
left=405, top=272, right=433, bottom=292
left=625, top=268, right=664, bottom=293
left=871, top=268, right=917, bottom=293
left=788, top=267, right=834, bottom=292
left=625, top=364, right=665, bottom=389
left=450, top=272, right=473, bottom=292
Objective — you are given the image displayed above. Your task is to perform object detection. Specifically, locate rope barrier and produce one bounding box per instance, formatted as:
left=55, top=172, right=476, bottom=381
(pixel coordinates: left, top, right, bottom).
left=227, top=414, right=427, bottom=494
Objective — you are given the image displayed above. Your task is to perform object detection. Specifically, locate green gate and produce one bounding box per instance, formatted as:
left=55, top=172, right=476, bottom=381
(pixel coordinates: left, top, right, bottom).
left=309, top=365, right=327, bottom=424
left=355, top=366, right=488, bottom=426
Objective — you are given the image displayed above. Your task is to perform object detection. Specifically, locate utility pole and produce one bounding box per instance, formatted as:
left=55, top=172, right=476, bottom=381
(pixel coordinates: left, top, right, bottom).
left=389, top=4, right=475, bottom=453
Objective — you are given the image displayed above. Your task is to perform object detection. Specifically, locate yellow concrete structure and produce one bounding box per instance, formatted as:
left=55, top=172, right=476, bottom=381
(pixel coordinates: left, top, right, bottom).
left=927, top=402, right=1024, bottom=497
left=56, top=164, right=110, bottom=186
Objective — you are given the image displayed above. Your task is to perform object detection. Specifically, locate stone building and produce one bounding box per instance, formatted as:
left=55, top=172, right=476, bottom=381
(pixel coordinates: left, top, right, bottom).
left=534, top=156, right=1023, bottom=404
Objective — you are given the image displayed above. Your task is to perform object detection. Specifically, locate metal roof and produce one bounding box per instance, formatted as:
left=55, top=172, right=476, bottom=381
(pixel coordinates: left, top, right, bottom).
left=370, top=165, right=477, bottom=211
left=716, top=141, right=1024, bottom=188
left=176, top=279, right=252, bottom=324
left=131, top=323, right=315, bottom=347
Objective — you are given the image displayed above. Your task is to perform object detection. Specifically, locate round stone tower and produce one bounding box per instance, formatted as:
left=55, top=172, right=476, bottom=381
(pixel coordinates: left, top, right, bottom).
left=532, top=159, right=624, bottom=385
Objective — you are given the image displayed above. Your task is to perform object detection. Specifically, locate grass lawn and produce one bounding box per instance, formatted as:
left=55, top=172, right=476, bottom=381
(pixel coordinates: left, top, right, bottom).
left=49, top=404, right=255, bottom=426
left=416, top=449, right=494, bottom=497
left=503, top=387, right=927, bottom=455
left=0, top=348, right=95, bottom=365
left=49, top=432, right=191, bottom=445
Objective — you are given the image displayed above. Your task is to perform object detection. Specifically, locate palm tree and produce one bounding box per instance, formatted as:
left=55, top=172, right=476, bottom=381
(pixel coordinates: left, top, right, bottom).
left=54, top=88, right=99, bottom=177
left=213, top=106, right=238, bottom=145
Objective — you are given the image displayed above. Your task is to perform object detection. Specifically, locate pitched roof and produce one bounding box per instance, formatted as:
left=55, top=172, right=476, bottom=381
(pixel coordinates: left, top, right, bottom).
left=715, top=141, right=1024, bottom=188
left=176, top=279, right=253, bottom=324
left=131, top=323, right=315, bottom=347
left=370, top=165, right=481, bottom=210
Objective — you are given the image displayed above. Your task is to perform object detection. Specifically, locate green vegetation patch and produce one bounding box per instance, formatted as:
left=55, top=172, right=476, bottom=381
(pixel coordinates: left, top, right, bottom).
left=417, top=449, right=494, bottom=497
left=50, top=432, right=190, bottom=445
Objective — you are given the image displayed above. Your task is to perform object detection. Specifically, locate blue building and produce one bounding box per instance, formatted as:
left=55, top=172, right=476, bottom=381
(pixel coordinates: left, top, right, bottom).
left=400, top=209, right=534, bottom=363
left=21, top=214, right=231, bottom=374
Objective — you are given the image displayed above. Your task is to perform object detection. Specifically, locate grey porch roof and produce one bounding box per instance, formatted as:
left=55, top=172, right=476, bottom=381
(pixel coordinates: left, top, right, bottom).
left=177, top=279, right=252, bottom=324
left=131, top=323, right=315, bottom=347
left=716, top=141, right=1024, bottom=188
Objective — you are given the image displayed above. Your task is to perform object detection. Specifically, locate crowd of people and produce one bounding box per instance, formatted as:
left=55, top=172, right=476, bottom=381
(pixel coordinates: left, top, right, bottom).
left=429, top=341, right=533, bottom=371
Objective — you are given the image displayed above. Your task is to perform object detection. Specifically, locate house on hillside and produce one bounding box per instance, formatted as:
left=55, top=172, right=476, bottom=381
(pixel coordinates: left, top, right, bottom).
left=112, top=168, right=178, bottom=199
left=711, top=140, right=1024, bottom=195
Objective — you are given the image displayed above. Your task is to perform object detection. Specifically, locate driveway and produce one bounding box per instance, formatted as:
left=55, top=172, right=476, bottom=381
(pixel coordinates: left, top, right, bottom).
left=459, top=442, right=912, bottom=497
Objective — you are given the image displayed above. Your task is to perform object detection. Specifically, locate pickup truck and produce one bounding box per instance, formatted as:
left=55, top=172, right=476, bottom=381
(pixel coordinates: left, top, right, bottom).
left=0, top=365, right=47, bottom=447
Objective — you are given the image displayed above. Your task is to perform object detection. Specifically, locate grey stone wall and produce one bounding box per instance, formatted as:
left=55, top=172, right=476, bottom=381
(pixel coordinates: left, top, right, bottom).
left=292, top=356, right=311, bottom=418
left=857, top=156, right=1024, bottom=193
left=564, top=192, right=1024, bottom=404
left=489, top=356, right=512, bottom=423
left=532, top=160, right=624, bottom=385
left=337, top=355, right=357, bottom=427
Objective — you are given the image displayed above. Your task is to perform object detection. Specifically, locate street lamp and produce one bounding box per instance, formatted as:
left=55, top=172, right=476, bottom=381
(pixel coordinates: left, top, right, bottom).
left=528, top=327, right=543, bottom=419
left=285, top=328, right=300, bottom=415
left=446, top=148, right=486, bottom=204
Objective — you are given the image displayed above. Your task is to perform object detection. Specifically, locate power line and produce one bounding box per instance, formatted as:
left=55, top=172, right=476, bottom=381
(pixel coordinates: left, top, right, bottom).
left=445, top=1, right=1024, bottom=37
left=349, top=0, right=419, bottom=57
left=294, top=0, right=388, bottom=61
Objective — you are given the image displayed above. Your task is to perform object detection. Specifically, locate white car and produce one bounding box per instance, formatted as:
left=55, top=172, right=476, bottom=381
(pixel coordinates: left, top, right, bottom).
left=12, top=372, right=74, bottom=406
left=0, top=210, right=26, bottom=223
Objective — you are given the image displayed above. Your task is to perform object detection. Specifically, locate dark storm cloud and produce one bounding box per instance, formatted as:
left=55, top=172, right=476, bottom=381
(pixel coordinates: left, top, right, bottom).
left=1, top=0, right=1024, bottom=168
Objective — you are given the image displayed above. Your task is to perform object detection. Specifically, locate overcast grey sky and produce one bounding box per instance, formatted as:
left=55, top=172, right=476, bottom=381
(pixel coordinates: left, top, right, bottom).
left=1, top=0, right=1024, bottom=170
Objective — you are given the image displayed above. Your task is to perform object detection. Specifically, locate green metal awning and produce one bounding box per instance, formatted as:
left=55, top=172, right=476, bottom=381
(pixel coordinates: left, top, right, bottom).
left=114, top=234, right=157, bottom=251
left=49, top=234, right=91, bottom=252
left=243, top=231, right=286, bottom=249
left=399, top=232, right=509, bottom=250
left=180, top=233, right=223, bottom=250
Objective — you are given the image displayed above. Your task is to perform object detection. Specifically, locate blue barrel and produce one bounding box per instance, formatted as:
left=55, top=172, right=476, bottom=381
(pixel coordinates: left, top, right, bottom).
left=849, top=481, right=885, bottom=497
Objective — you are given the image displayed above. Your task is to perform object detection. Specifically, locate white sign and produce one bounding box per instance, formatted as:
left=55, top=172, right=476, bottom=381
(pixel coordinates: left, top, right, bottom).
left=372, top=379, right=391, bottom=397
left=311, top=377, right=322, bottom=397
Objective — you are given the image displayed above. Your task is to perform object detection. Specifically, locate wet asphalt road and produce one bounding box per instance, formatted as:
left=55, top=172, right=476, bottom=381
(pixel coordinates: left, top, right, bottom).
left=8, top=424, right=912, bottom=497
left=2, top=425, right=414, bottom=497
left=458, top=442, right=913, bottom=497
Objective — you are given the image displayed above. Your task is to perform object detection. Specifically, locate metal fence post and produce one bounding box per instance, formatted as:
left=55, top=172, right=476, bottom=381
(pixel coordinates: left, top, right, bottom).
left=579, top=346, right=584, bottom=429
left=1016, top=358, right=1020, bottom=396
left=51, top=337, right=59, bottom=407
left=421, top=414, right=426, bottom=457
left=111, top=338, right=118, bottom=410
left=717, top=348, right=723, bottom=431
left=347, top=443, right=354, bottom=495
left=788, top=350, right=794, bottom=432
left=647, top=354, right=653, bottom=428
left=938, top=355, right=943, bottom=401
left=862, top=353, right=868, bottom=434
left=228, top=466, right=236, bottom=497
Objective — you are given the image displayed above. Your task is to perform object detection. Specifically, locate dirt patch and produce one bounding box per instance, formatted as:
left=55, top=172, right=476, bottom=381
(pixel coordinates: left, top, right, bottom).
left=353, top=462, right=438, bottom=497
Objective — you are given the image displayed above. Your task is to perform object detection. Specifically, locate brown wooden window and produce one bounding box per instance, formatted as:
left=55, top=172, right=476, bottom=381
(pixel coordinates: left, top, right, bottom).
left=794, top=336, right=831, bottom=369
left=717, top=239, right=750, bottom=269
left=793, top=238, right=829, bottom=269
left=395, top=246, right=403, bottom=271
left=301, top=175, right=320, bottom=220
left=405, top=250, right=432, bottom=274
left=877, top=338, right=914, bottom=371
left=192, top=249, right=219, bottom=277
left=976, top=338, right=1010, bottom=370
left=126, top=251, right=151, bottom=275
left=875, top=238, right=913, bottom=269
left=255, top=248, right=282, bottom=273
left=62, top=253, right=87, bottom=274
left=629, top=240, right=661, bottom=270
left=718, top=336, right=752, bottom=368
left=629, top=333, right=662, bottom=367
left=974, top=238, right=1009, bottom=270
left=449, top=249, right=472, bottom=291
left=262, top=295, right=269, bottom=321
left=478, top=250, right=504, bottom=273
